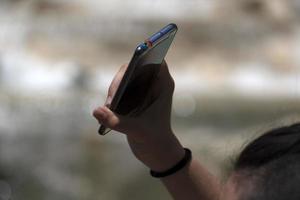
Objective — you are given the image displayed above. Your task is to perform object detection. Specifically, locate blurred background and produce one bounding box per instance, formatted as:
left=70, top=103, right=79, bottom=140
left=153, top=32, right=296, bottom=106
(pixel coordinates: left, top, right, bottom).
left=1, top=0, right=300, bottom=199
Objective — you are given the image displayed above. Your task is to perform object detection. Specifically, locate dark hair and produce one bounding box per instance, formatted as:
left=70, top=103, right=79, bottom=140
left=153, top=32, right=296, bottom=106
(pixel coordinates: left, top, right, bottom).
left=234, top=123, right=300, bottom=200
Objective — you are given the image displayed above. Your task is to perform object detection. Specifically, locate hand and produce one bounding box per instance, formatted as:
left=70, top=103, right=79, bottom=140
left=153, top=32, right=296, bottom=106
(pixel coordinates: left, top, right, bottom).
left=93, top=61, right=185, bottom=171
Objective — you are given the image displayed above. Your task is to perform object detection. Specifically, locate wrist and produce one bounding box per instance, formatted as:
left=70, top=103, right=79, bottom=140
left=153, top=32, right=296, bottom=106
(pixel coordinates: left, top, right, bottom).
left=150, top=148, right=192, bottom=178
left=149, top=143, right=185, bottom=172
left=139, top=130, right=185, bottom=172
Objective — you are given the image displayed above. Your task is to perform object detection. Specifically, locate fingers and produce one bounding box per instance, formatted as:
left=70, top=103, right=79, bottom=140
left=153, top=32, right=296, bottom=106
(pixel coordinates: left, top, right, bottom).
left=93, top=106, right=119, bottom=127
left=96, top=61, right=174, bottom=129
left=93, top=106, right=135, bottom=134
left=107, top=64, right=128, bottom=100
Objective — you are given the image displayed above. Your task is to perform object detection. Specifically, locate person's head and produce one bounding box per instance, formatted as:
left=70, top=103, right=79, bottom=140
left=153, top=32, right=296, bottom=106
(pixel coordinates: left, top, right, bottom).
left=223, top=123, right=300, bottom=200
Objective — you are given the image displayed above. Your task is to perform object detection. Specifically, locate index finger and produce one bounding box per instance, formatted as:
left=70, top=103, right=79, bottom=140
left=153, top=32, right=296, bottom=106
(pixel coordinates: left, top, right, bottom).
left=105, top=64, right=128, bottom=106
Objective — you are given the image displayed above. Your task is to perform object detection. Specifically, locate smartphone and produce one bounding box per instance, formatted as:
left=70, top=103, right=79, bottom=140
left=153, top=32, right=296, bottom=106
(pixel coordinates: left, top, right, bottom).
left=98, top=23, right=178, bottom=135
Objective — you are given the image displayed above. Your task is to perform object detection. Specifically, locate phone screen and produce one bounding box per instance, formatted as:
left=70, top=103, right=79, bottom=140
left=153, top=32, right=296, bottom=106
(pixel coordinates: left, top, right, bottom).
left=98, top=23, right=177, bottom=135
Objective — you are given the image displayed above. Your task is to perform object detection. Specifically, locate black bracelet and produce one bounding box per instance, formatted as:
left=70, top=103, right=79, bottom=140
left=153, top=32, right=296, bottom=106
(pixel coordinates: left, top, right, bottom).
left=150, top=148, right=192, bottom=178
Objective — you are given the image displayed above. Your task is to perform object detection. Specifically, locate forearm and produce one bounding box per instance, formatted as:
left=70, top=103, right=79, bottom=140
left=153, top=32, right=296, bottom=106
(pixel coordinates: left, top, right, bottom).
left=129, top=130, right=221, bottom=200
left=161, top=158, right=221, bottom=200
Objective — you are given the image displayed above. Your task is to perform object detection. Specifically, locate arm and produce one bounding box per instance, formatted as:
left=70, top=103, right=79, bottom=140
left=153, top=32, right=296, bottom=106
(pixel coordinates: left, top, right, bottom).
left=161, top=154, right=221, bottom=200
left=93, top=62, right=221, bottom=200
left=127, top=128, right=221, bottom=200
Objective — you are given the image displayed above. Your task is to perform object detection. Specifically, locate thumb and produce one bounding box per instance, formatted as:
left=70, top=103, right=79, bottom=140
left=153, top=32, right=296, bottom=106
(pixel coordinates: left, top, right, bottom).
left=93, top=106, right=135, bottom=133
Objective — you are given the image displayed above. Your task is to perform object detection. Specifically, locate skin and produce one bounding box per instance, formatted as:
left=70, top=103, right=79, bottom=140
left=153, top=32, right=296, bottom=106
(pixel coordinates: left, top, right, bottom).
left=222, top=182, right=238, bottom=200
left=224, top=171, right=260, bottom=200
left=222, top=174, right=244, bottom=200
left=93, top=61, right=238, bottom=200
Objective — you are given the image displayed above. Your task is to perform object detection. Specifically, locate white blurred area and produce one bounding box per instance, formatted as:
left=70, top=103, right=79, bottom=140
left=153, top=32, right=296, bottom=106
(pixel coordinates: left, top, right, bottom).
left=0, top=1, right=299, bottom=127
left=1, top=1, right=300, bottom=200
left=1, top=0, right=300, bottom=99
